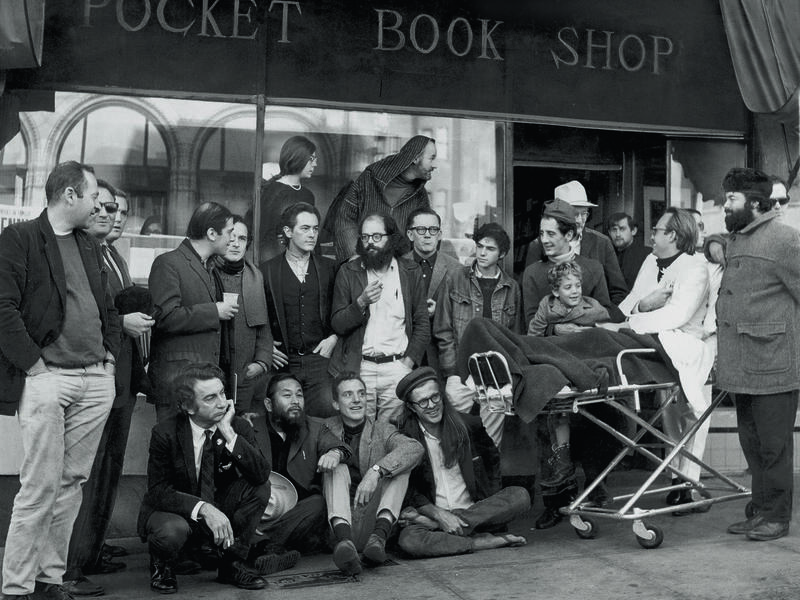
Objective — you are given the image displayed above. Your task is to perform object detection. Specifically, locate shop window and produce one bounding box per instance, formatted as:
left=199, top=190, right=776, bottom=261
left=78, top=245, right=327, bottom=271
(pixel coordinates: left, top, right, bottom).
left=0, top=132, right=27, bottom=206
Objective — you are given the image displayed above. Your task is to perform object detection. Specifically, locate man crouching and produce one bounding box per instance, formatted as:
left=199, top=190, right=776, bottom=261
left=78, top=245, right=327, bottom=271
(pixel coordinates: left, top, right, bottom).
left=137, top=363, right=270, bottom=593
left=395, top=367, right=530, bottom=557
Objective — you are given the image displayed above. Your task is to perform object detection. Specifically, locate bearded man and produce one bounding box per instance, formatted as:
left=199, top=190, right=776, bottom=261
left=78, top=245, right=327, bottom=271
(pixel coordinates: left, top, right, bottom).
left=717, top=167, right=800, bottom=542
left=329, top=212, right=430, bottom=424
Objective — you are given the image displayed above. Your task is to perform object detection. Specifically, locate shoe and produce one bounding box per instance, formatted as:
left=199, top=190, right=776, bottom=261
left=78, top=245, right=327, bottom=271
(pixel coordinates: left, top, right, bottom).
left=253, top=550, right=300, bottom=575
left=585, top=483, right=610, bottom=508
left=540, top=444, right=576, bottom=487
left=217, top=560, right=266, bottom=590
left=36, top=584, right=76, bottom=600
left=534, top=507, right=563, bottom=530
left=149, top=558, right=178, bottom=595
left=83, top=557, right=125, bottom=575
left=727, top=514, right=765, bottom=535
left=671, top=491, right=710, bottom=516
left=101, top=543, right=128, bottom=558
left=62, top=576, right=104, bottom=597
left=746, top=521, right=790, bottom=541
left=332, top=539, right=362, bottom=575
left=362, top=533, right=387, bottom=567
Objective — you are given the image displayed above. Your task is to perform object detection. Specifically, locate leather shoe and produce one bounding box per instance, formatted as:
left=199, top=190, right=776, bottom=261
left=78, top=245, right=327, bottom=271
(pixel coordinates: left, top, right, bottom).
left=253, top=550, right=300, bottom=575
left=362, top=533, right=387, bottom=566
left=34, top=584, right=76, bottom=600
left=62, top=576, right=104, bottom=597
left=534, top=507, right=563, bottom=530
left=150, top=558, right=178, bottom=595
left=83, top=557, right=125, bottom=575
left=672, top=493, right=711, bottom=517
left=746, top=521, right=789, bottom=541
left=101, top=543, right=128, bottom=558
left=217, top=560, right=266, bottom=590
left=727, top=514, right=764, bottom=535
left=332, top=539, right=362, bottom=575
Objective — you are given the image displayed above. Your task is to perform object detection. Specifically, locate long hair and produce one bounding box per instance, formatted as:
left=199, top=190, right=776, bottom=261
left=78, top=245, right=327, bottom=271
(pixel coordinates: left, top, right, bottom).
left=399, top=393, right=470, bottom=468
left=269, top=135, right=316, bottom=181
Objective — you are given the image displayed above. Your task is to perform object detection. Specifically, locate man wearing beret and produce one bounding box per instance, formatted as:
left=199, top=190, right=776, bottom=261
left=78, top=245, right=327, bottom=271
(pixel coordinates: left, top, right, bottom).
left=394, top=368, right=529, bottom=557
left=717, top=168, right=800, bottom=541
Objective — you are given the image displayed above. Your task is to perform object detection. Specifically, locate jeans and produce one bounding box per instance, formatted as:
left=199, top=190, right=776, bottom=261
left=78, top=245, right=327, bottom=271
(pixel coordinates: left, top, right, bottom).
left=360, top=359, right=412, bottom=424
left=2, top=364, right=115, bottom=595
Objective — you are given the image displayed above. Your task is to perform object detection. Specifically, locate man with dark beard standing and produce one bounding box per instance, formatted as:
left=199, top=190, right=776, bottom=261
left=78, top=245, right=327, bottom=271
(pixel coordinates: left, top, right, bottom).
left=329, top=213, right=430, bottom=424
left=718, top=168, right=800, bottom=542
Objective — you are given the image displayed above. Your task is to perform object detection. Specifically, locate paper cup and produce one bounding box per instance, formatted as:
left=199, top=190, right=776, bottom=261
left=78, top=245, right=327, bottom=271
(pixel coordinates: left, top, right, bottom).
left=223, top=292, right=239, bottom=306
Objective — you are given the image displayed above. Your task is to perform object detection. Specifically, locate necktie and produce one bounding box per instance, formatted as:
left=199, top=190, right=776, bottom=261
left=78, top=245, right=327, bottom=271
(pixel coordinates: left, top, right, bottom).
left=199, top=429, right=215, bottom=502
left=102, top=244, right=126, bottom=288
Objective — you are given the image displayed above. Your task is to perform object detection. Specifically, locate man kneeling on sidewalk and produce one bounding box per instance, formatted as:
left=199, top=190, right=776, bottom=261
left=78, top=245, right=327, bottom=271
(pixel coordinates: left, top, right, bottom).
left=395, top=367, right=530, bottom=557
left=323, top=372, right=424, bottom=574
left=137, top=364, right=270, bottom=594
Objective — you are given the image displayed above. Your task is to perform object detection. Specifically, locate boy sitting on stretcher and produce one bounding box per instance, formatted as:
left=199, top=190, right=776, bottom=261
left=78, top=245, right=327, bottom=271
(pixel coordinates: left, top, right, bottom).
left=528, top=261, right=611, bottom=487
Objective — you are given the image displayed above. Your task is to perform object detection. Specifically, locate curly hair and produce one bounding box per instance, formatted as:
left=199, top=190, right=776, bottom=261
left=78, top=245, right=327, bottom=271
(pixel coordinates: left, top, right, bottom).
left=547, top=261, right=583, bottom=290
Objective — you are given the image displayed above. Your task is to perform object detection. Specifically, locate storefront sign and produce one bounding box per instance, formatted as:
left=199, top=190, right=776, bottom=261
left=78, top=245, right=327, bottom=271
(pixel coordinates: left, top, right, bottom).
left=9, top=0, right=747, bottom=133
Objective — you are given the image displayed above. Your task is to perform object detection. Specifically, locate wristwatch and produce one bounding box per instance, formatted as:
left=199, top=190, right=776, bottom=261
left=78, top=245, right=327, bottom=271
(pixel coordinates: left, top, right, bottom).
left=371, top=464, right=383, bottom=477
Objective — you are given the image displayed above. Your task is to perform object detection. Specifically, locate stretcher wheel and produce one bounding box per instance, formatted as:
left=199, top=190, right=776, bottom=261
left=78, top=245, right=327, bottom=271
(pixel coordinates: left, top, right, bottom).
left=635, top=523, right=664, bottom=549
left=573, top=517, right=598, bottom=539
left=745, top=501, right=757, bottom=519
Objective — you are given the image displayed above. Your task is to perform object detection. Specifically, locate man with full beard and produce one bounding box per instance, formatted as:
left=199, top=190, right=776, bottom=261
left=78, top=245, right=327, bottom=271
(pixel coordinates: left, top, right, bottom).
left=717, top=167, right=800, bottom=542
left=249, top=374, right=350, bottom=567
left=329, top=213, right=430, bottom=424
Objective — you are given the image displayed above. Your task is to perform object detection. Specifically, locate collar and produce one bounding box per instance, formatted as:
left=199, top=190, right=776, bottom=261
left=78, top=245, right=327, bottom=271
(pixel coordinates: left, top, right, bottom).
left=737, top=209, right=780, bottom=235
left=189, top=417, right=217, bottom=440
left=413, top=249, right=437, bottom=264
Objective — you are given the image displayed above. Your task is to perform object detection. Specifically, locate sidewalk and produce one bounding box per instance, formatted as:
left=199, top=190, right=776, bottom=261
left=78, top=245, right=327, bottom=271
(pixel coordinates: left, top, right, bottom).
left=3, top=472, right=799, bottom=600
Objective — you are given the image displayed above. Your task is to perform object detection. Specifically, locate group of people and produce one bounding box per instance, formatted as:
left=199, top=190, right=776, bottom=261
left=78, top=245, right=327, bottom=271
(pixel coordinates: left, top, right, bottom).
left=0, top=136, right=798, bottom=600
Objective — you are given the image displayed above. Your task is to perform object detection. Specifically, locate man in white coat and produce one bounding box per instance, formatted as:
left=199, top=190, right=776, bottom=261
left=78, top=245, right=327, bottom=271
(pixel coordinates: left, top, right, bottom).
left=600, top=207, right=712, bottom=513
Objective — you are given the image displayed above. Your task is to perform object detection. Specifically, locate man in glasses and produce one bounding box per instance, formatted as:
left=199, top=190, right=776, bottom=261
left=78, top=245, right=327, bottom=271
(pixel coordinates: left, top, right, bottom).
left=329, top=212, right=430, bottom=424
left=769, top=174, right=790, bottom=217
left=403, top=208, right=461, bottom=371
left=394, top=367, right=529, bottom=558
left=0, top=162, right=120, bottom=600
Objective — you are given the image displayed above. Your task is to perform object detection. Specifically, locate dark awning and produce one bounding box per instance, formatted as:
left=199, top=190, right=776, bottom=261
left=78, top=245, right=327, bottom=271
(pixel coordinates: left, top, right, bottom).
left=0, top=0, right=45, bottom=70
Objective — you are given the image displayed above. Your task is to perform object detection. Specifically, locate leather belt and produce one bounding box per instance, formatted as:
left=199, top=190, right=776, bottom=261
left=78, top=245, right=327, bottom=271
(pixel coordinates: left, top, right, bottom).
left=362, top=353, right=404, bottom=364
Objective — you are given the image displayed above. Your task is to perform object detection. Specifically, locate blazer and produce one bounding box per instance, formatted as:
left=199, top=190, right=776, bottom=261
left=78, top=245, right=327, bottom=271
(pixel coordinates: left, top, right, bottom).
left=328, top=257, right=430, bottom=376
left=148, top=239, right=221, bottom=406
left=0, top=210, right=121, bottom=415
left=400, top=413, right=501, bottom=510
left=260, top=252, right=337, bottom=347
left=251, top=414, right=348, bottom=496
left=137, top=413, right=270, bottom=539
left=323, top=416, right=424, bottom=478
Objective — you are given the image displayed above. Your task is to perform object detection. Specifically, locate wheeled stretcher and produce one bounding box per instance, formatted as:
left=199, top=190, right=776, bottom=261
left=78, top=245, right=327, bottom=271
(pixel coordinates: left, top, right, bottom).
left=468, top=349, right=751, bottom=549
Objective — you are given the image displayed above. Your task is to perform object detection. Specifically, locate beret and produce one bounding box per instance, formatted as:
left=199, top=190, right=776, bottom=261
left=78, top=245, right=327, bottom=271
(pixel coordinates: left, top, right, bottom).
left=542, top=198, right=577, bottom=223
left=395, top=366, right=439, bottom=402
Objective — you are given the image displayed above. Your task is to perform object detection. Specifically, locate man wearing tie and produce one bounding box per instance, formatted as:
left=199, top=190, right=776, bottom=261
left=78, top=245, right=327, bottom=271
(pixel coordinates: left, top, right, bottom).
left=138, top=363, right=270, bottom=593
left=64, top=182, right=155, bottom=596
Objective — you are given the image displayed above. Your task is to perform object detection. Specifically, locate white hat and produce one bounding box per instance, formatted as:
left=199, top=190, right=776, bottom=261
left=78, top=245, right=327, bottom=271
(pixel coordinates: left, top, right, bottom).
left=554, top=181, right=597, bottom=208
left=258, top=472, right=298, bottom=525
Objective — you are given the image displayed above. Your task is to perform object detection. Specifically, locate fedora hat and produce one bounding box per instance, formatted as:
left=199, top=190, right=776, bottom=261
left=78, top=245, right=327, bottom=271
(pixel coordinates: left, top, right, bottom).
left=259, top=472, right=298, bottom=524
left=555, top=180, right=597, bottom=208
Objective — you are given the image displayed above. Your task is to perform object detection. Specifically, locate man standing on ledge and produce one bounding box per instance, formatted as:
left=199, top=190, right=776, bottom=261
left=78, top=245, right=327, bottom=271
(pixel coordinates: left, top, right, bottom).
left=718, top=168, right=800, bottom=542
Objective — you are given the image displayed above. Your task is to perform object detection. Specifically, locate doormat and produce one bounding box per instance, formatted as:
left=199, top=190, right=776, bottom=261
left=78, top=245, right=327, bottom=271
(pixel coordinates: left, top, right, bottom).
left=267, top=559, right=399, bottom=589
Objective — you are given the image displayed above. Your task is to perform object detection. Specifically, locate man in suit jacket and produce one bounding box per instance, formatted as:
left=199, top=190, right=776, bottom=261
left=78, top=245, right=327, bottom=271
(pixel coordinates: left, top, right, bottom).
left=394, top=368, right=530, bottom=558
left=322, top=372, right=424, bottom=573
left=0, top=162, right=120, bottom=600
left=65, top=183, right=156, bottom=595
left=402, top=207, right=461, bottom=371
left=260, top=202, right=339, bottom=418
left=149, top=202, right=237, bottom=421
left=250, top=373, right=349, bottom=558
left=138, top=363, right=270, bottom=593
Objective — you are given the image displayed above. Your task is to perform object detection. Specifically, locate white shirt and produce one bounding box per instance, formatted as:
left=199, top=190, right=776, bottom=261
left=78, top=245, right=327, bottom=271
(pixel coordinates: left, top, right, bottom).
left=420, top=423, right=473, bottom=511
left=362, top=258, right=408, bottom=356
left=188, top=417, right=237, bottom=520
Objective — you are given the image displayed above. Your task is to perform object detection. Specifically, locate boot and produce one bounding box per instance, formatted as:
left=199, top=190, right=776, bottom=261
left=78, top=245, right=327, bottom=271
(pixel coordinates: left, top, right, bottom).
left=540, top=444, right=575, bottom=487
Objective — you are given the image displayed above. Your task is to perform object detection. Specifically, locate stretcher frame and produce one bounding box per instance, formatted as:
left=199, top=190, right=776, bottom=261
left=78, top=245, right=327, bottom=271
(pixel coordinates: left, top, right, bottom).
left=468, top=349, right=751, bottom=549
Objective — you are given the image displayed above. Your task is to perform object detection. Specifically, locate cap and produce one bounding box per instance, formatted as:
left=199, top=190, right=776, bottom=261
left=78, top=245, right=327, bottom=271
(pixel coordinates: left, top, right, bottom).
left=541, top=198, right=577, bottom=223
left=555, top=180, right=597, bottom=208
left=396, top=366, right=439, bottom=402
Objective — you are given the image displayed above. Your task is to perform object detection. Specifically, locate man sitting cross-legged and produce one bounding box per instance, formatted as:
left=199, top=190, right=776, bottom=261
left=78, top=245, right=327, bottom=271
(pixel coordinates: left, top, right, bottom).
left=394, top=367, right=530, bottom=557
left=137, top=363, right=270, bottom=594
left=322, top=372, right=424, bottom=574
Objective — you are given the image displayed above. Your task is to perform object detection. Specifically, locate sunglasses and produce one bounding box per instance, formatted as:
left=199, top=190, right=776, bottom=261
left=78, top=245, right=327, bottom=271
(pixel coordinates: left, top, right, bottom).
left=94, top=201, right=119, bottom=214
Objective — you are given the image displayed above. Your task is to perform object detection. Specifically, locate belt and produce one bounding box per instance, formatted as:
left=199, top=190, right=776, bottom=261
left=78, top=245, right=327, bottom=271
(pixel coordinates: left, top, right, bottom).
left=362, top=353, right=404, bottom=364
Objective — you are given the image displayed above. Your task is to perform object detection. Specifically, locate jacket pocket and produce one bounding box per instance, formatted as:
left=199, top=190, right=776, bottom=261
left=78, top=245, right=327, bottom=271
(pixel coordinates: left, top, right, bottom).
left=450, top=290, right=475, bottom=332
left=738, top=322, right=790, bottom=374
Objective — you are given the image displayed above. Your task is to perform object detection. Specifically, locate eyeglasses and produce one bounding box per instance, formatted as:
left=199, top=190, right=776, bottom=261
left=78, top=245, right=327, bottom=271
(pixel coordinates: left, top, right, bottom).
left=776, top=197, right=790, bottom=206
left=651, top=227, right=669, bottom=235
left=409, top=226, right=441, bottom=236
left=98, top=202, right=119, bottom=214
left=409, top=392, right=441, bottom=410
left=359, top=232, right=388, bottom=243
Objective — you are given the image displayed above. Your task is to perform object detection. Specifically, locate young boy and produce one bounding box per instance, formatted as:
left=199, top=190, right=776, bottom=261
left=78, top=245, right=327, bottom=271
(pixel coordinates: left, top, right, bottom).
left=528, top=261, right=610, bottom=488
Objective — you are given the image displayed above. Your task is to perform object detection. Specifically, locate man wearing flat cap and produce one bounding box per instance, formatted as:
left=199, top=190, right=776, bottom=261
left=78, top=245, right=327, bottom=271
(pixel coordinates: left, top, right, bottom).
left=717, top=167, right=800, bottom=542
left=526, top=181, right=628, bottom=305
left=394, top=368, right=530, bottom=558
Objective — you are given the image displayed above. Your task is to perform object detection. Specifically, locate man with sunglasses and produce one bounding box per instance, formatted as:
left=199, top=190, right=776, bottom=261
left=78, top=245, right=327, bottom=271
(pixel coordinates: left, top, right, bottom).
left=329, top=212, right=430, bottom=424
left=394, top=367, right=529, bottom=558
left=0, top=162, right=120, bottom=600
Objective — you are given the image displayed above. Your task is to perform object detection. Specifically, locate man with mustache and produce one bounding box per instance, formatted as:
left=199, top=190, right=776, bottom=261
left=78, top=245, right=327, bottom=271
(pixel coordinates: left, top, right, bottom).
left=329, top=213, right=430, bottom=424
left=717, top=167, right=800, bottom=542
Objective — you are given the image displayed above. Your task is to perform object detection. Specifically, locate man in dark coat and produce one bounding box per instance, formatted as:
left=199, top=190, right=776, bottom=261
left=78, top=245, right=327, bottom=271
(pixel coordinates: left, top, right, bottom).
left=394, top=368, right=529, bottom=558
left=718, top=168, right=800, bottom=542
left=138, top=364, right=270, bottom=593
left=607, top=212, right=651, bottom=290
left=335, top=135, right=436, bottom=261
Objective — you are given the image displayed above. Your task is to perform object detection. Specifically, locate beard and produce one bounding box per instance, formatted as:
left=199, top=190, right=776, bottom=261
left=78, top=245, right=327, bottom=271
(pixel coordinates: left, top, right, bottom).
left=357, top=236, right=396, bottom=270
left=724, top=206, right=755, bottom=233
left=271, top=407, right=305, bottom=437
